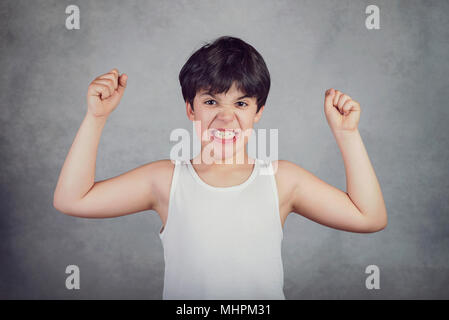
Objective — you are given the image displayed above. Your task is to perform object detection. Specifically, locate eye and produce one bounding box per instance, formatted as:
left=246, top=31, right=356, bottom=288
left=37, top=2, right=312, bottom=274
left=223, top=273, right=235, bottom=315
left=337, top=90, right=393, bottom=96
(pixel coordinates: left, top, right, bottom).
left=203, top=100, right=248, bottom=107
left=204, top=100, right=216, bottom=105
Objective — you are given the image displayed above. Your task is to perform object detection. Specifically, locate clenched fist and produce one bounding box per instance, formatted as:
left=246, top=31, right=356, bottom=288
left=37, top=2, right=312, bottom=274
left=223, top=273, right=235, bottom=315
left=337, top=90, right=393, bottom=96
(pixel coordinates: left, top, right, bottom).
left=324, top=88, right=361, bottom=133
left=87, top=68, right=128, bottom=118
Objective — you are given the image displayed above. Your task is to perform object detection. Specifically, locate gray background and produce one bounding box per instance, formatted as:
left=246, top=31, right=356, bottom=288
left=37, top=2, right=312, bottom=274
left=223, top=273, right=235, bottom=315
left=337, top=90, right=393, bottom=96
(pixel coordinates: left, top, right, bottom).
left=1, top=0, right=448, bottom=299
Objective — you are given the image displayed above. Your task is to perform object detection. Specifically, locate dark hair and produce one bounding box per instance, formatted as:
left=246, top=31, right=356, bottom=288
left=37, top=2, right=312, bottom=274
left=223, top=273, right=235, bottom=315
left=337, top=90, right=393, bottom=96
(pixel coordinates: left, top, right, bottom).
left=179, top=36, right=270, bottom=113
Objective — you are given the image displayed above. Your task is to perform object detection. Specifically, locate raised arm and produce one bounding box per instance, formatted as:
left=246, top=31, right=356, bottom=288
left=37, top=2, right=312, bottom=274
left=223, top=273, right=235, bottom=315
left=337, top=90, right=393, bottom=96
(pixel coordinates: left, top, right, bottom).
left=279, top=88, right=387, bottom=233
left=53, top=68, right=161, bottom=218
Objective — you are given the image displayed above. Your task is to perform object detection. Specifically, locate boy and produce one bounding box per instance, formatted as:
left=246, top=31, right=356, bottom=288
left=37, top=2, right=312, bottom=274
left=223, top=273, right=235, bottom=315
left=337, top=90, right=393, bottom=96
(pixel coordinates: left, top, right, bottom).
left=53, top=36, right=388, bottom=300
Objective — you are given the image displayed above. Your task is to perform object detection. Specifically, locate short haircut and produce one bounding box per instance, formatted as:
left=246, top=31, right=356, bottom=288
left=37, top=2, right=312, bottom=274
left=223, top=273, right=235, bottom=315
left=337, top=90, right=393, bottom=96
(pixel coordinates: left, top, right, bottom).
left=179, top=36, right=270, bottom=113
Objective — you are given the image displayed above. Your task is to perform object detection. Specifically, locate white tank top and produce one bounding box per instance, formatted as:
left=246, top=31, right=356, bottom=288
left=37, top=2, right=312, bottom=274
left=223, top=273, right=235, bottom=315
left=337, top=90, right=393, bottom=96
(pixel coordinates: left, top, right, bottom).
left=158, top=158, right=285, bottom=300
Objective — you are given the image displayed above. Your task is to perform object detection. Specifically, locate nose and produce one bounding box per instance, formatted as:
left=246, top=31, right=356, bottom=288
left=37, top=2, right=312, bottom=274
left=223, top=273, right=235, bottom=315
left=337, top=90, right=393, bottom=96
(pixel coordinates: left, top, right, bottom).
left=216, top=107, right=235, bottom=122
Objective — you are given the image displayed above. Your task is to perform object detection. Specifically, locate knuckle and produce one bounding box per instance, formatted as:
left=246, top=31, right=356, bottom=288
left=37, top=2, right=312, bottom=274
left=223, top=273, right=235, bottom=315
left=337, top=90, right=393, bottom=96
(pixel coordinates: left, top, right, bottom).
left=110, top=71, right=118, bottom=79
left=108, top=73, right=118, bottom=84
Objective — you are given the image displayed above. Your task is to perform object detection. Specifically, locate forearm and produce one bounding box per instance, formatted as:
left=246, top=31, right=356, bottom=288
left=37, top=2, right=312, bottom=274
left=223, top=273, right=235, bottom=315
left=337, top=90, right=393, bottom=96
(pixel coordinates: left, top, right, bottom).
left=333, top=129, right=387, bottom=227
left=53, top=112, right=108, bottom=209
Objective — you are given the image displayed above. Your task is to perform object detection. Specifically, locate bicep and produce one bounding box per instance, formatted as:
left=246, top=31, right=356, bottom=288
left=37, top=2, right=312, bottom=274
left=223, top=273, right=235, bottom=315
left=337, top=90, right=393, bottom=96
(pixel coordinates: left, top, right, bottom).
left=287, top=161, right=377, bottom=233
left=59, top=161, right=162, bottom=218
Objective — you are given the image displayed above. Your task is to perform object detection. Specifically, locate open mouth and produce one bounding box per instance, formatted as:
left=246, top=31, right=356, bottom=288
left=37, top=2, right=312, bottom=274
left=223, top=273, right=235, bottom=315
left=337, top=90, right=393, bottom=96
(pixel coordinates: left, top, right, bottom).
left=209, top=128, right=241, bottom=144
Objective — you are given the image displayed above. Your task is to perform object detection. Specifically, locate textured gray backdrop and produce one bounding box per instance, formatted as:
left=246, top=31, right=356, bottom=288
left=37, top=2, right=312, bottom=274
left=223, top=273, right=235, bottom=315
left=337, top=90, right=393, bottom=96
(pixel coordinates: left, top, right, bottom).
left=1, top=0, right=448, bottom=299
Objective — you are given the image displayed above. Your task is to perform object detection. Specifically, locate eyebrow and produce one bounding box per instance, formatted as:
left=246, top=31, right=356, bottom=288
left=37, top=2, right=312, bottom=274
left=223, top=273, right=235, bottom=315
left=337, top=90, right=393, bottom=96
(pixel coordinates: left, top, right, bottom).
left=200, top=91, right=252, bottom=100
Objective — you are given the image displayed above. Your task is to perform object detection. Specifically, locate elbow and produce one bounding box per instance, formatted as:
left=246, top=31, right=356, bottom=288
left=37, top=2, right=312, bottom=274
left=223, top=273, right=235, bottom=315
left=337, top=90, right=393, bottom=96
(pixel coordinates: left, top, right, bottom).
left=53, top=197, right=68, bottom=214
left=53, top=193, right=62, bottom=211
left=53, top=191, right=64, bottom=211
left=369, top=212, right=388, bottom=233
left=53, top=195, right=91, bottom=218
left=374, top=221, right=387, bottom=232
left=379, top=210, right=388, bottom=230
left=53, top=193, right=73, bottom=215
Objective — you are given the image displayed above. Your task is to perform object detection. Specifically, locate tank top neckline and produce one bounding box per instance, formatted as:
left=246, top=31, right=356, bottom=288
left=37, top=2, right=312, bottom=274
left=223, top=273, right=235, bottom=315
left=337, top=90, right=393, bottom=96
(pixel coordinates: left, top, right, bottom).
left=186, top=158, right=260, bottom=191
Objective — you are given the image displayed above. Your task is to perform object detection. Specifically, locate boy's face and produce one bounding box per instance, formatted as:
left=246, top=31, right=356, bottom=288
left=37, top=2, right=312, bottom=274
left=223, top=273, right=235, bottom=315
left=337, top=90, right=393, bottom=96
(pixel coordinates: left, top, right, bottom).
left=186, top=82, right=264, bottom=163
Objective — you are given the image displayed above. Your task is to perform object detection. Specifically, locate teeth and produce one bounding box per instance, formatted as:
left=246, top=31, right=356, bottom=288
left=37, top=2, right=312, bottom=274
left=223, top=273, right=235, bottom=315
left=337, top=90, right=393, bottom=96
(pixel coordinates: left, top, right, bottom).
left=213, top=130, right=236, bottom=139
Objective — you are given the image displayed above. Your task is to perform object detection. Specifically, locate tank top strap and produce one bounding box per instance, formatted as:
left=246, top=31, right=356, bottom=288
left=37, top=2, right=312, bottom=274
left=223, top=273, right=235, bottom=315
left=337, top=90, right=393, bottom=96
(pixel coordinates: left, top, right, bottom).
left=258, top=158, right=272, bottom=175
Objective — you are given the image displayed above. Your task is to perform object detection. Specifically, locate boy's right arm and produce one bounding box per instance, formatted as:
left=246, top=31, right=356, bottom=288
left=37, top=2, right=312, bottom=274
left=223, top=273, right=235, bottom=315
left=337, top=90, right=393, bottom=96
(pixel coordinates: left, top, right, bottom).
left=53, top=68, right=161, bottom=218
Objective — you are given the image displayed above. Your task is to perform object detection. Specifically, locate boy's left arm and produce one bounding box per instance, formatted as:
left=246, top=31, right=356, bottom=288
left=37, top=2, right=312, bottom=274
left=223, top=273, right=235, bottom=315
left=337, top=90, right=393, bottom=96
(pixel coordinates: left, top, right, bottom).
left=324, top=88, right=388, bottom=230
left=282, top=88, right=387, bottom=233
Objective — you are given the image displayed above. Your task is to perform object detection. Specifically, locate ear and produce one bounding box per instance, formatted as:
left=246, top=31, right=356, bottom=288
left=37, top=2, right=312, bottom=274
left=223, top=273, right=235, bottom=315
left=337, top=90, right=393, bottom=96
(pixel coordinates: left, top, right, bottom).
left=253, top=105, right=265, bottom=123
left=186, top=101, right=195, bottom=121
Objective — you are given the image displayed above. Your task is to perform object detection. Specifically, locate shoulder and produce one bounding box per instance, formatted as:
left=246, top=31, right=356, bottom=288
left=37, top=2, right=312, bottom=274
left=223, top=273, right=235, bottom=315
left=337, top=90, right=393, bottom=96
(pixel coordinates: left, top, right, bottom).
left=271, top=159, right=303, bottom=180
left=143, top=159, right=177, bottom=212
left=136, top=159, right=176, bottom=195
left=271, top=159, right=305, bottom=194
left=145, top=159, right=176, bottom=184
left=267, top=160, right=306, bottom=219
